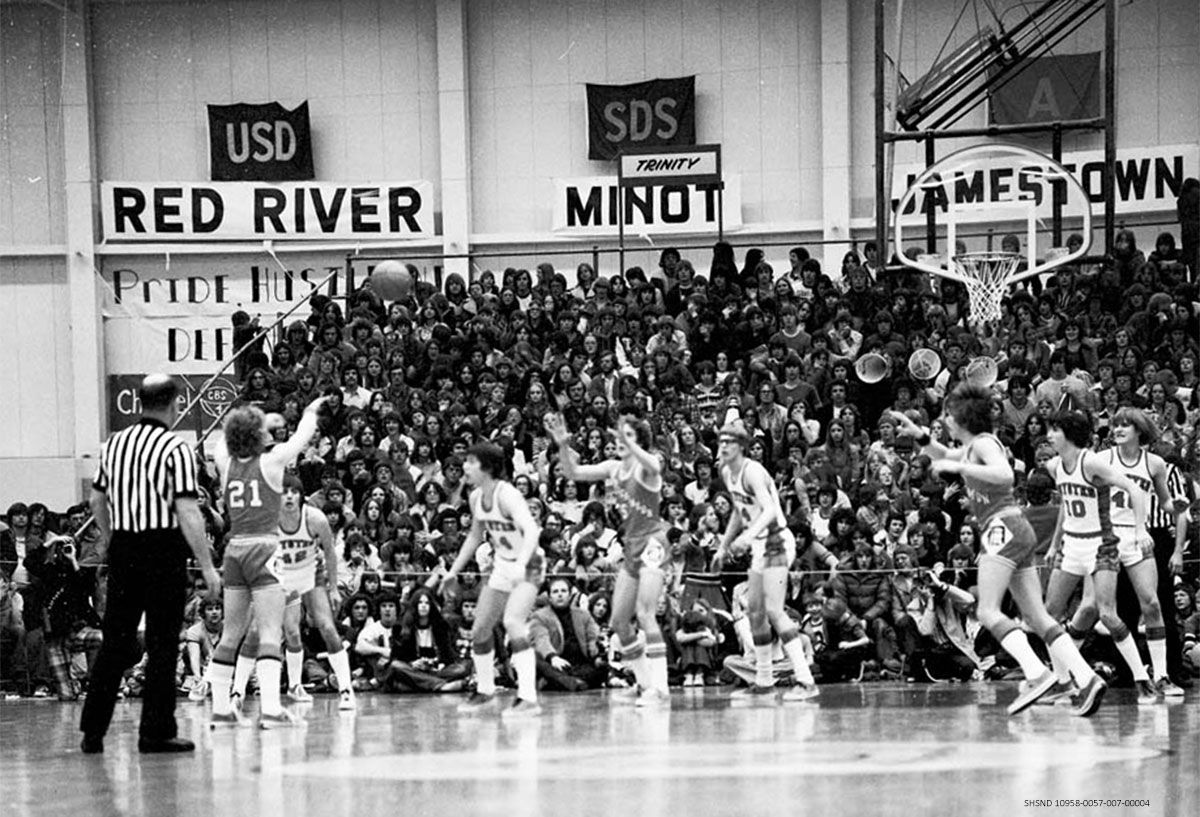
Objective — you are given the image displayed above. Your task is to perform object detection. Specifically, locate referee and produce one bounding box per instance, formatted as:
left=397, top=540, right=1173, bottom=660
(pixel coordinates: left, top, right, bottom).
left=80, top=375, right=222, bottom=754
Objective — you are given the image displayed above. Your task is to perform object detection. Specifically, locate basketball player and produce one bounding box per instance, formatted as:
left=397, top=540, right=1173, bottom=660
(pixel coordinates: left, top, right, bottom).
left=1040, top=410, right=1165, bottom=705
left=544, top=413, right=671, bottom=708
left=715, top=419, right=818, bottom=702
left=1101, top=408, right=1185, bottom=699
left=444, top=442, right=544, bottom=718
left=228, top=475, right=353, bottom=711
left=277, top=474, right=356, bottom=710
left=890, top=386, right=1105, bottom=717
left=209, top=396, right=327, bottom=728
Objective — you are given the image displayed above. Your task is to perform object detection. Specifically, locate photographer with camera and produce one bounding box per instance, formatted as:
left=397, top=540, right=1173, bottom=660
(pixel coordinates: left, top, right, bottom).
left=29, top=535, right=103, bottom=701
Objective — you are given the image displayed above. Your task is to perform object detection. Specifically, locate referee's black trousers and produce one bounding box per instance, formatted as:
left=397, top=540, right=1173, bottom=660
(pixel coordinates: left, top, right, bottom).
left=80, top=531, right=188, bottom=741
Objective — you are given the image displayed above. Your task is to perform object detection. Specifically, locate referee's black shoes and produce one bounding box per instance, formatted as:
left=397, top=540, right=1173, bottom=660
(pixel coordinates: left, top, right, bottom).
left=138, top=737, right=195, bottom=754
left=80, top=735, right=104, bottom=754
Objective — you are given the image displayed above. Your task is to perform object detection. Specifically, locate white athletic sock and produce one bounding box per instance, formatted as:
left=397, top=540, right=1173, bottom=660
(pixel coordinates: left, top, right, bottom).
left=782, top=637, right=814, bottom=685
left=1048, top=647, right=1072, bottom=684
left=647, top=649, right=669, bottom=694
left=285, top=649, right=304, bottom=689
left=473, top=650, right=496, bottom=696
left=232, top=653, right=257, bottom=698
left=512, top=648, right=536, bottom=703
left=210, top=661, right=234, bottom=715
left=1000, top=630, right=1048, bottom=680
left=1113, top=634, right=1150, bottom=681
left=328, top=649, right=353, bottom=693
left=1147, top=637, right=1168, bottom=681
left=257, top=658, right=283, bottom=716
left=620, top=636, right=651, bottom=690
left=1048, top=636, right=1096, bottom=686
left=755, top=643, right=775, bottom=687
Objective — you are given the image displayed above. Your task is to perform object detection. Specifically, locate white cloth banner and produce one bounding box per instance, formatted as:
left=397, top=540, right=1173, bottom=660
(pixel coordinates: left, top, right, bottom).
left=892, top=143, right=1198, bottom=223
left=100, top=252, right=369, bottom=374
left=100, top=181, right=436, bottom=241
left=551, top=174, right=742, bottom=235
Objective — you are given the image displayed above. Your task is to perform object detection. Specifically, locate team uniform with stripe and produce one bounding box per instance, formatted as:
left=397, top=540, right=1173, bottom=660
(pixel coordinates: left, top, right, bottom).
left=471, top=482, right=544, bottom=593
left=961, top=433, right=1039, bottom=569
left=1104, top=448, right=1155, bottom=567
left=277, top=506, right=328, bottom=599
left=1054, top=451, right=1119, bottom=576
left=722, top=459, right=795, bottom=572
left=606, top=464, right=670, bottom=577
left=222, top=456, right=285, bottom=589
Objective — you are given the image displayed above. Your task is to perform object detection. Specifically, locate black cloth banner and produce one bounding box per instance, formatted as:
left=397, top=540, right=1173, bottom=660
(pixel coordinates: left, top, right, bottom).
left=989, top=53, right=1100, bottom=125
left=586, top=76, right=696, bottom=161
left=207, top=101, right=314, bottom=181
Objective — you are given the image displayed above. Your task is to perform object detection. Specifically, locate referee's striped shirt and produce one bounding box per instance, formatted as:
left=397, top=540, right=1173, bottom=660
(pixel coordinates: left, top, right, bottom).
left=93, top=419, right=198, bottom=532
left=1148, top=462, right=1187, bottom=530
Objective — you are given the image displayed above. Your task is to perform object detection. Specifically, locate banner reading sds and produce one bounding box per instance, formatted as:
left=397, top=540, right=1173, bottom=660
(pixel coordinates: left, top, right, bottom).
left=101, top=181, right=435, bottom=241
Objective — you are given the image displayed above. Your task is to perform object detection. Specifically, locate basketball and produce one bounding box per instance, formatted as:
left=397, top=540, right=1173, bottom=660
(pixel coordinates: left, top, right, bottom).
left=370, top=260, right=413, bottom=301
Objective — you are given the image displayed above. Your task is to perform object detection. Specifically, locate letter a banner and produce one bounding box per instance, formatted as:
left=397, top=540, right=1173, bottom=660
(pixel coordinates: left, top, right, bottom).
left=988, top=53, right=1100, bottom=125
left=208, top=101, right=315, bottom=181
left=586, top=76, right=696, bottom=161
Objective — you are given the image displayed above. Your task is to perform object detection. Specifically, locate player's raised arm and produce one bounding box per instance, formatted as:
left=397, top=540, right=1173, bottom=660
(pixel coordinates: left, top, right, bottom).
left=544, top=412, right=617, bottom=483
left=937, top=434, right=1013, bottom=485
left=889, top=409, right=963, bottom=462
left=265, top=396, right=327, bottom=472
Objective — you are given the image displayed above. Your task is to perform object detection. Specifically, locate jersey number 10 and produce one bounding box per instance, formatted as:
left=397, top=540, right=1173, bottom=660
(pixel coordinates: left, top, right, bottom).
left=227, top=479, right=263, bottom=509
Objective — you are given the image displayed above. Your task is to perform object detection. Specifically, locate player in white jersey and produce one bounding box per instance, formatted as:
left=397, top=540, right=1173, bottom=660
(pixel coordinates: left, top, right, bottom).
left=1043, top=410, right=1151, bottom=703
left=715, top=420, right=818, bottom=702
left=277, top=475, right=356, bottom=710
left=443, top=442, right=544, bottom=718
left=1095, top=408, right=1184, bottom=699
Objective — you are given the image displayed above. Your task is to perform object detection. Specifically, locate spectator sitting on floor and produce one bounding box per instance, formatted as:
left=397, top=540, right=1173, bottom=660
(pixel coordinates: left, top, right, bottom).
left=676, top=597, right=721, bottom=686
left=383, top=587, right=468, bottom=693
left=529, top=577, right=608, bottom=691
left=805, top=584, right=872, bottom=683
left=354, top=593, right=399, bottom=689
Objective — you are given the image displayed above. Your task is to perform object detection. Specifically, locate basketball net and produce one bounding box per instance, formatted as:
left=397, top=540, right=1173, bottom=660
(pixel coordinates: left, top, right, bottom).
left=952, top=251, right=1021, bottom=326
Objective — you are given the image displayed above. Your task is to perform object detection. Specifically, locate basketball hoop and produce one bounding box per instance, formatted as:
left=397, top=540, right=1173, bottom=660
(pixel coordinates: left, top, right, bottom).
left=953, top=251, right=1022, bottom=326
left=891, top=143, right=1094, bottom=332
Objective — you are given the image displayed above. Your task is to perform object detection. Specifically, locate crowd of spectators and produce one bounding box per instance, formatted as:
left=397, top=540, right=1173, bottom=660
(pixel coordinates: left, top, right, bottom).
left=3, top=221, right=1199, bottom=699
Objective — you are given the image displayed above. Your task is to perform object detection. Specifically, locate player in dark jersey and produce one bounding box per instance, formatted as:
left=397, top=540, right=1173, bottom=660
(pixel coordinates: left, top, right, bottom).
left=443, top=442, right=543, bottom=718
left=209, top=396, right=326, bottom=729
left=545, top=412, right=671, bottom=708
left=890, top=385, right=1104, bottom=716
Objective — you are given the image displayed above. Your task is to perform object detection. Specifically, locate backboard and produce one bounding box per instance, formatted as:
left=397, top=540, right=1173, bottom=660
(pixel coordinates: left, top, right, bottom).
left=892, top=142, right=1093, bottom=286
